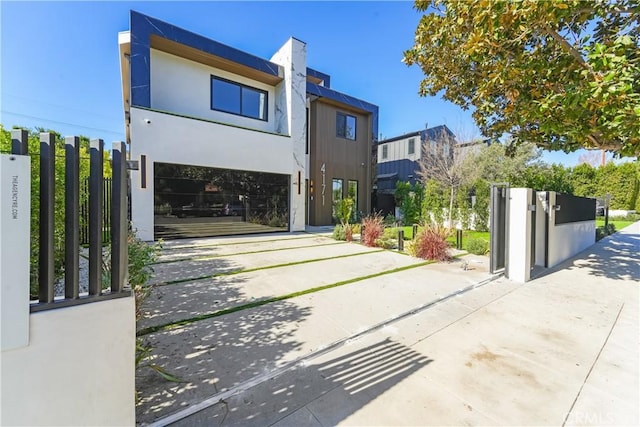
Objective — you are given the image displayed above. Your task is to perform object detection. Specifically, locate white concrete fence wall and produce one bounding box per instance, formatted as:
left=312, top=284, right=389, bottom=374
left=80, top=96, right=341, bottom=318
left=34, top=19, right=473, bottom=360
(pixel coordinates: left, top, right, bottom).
left=507, top=188, right=596, bottom=283
left=0, top=153, right=136, bottom=426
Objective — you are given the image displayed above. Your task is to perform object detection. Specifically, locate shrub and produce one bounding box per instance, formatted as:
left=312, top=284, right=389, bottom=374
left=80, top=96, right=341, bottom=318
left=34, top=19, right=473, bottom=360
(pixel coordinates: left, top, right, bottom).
left=383, top=214, right=397, bottom=227
left=610, top=212, right=640, bottom=221
left=332, top=224, right=346, bottom=241
left=374, top=238, right=395, bottom=249
left=334, top=197, right=354, bottom=226
left=128, top=232, right=162, bottom=321
left=332, top=224, right=355, bottom=242
left=596, top=223, right=616, bottom=241
left=351, top=223, right=361, bottom=235
left=345, top=224, right=353, bottom=242
left=412, top=224, right=451, bottom=262
left=466, top=237, right=489, bottom=255
left=362, top=214, right=384, bottom=247
left=382, top=227, right=397, bottom=240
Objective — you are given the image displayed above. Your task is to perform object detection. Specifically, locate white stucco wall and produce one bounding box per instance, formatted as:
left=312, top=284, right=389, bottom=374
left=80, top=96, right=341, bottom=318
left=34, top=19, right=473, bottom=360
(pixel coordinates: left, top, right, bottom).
left=543, top=192, right=595, bottom=268
left=507, top=188, right=533, bottom=283
left=150, top=49, right=277, bottom=134
left=1, top=297, right=136, bottom=426
left=534, top=191, right=548, bottom=267
left=270, top=38, right=307, bottom=232
left=129, top=107, right=295, bottom=240
left=378, top=136, right=421, bottom=163
left=1, top=154, right=31, bottom=351
left=547, top=221, right=596, bottom=268
left=544, top=192, right=595, bottom=268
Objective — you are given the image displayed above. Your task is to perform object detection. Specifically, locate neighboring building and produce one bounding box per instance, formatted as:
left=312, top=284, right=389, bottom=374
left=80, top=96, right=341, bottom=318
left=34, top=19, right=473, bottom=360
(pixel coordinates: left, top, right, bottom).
left=119, top=11, right=378, bottom=240
left=376, top=125, right=455, bottom=191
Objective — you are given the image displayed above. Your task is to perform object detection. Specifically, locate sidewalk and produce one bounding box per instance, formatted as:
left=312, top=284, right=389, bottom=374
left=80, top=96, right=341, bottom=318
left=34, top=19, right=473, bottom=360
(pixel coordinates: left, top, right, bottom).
left=163, top=223, right=638, bottom=426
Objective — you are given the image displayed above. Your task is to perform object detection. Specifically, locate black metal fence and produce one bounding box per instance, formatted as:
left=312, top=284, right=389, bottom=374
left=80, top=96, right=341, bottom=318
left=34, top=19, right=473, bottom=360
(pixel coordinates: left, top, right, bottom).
left=11, top=130, right=130, bottom=312
left=80, top=177, right=112, bottom=245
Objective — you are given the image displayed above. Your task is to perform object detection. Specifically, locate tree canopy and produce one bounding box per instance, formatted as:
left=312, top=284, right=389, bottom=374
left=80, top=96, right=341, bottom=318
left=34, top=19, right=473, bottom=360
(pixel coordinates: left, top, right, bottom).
left=403, top=0, right=640, bottom=157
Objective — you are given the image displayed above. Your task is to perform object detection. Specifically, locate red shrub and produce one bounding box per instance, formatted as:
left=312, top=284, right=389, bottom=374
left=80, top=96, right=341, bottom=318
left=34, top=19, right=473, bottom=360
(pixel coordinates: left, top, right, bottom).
left=413, top=225, right=452, bottom=262
left=362, top=214, right=384, bottom=247
left=345, top=224, right=353, bottom=242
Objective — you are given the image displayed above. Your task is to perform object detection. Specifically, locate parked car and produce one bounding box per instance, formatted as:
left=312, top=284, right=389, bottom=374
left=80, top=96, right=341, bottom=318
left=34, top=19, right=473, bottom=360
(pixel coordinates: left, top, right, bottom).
left=222, top=202, right=245, bottom=217
left=174, top=203, right=217, bottom=218
left=596, top=198, right=606, bottom=216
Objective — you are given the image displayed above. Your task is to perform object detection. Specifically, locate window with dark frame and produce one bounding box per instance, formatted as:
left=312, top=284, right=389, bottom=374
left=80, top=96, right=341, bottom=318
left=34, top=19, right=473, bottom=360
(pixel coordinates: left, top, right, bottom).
left=336, top=112, right=356, bottom=140
left=211, top=76, right=267, bottom=121
left=382, top=145, right=388, bottom=159
left=348, top=180, right=358, bottom=213
left=408, top=138, right=415, bottom=155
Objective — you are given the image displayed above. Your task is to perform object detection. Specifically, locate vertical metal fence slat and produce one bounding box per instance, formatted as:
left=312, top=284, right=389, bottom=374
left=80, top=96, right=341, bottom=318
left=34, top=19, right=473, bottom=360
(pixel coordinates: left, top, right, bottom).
left=11, top=129, right=29, bottom=155
left=88, top=139, right=104, bottom=296
left=111, top=142, right=128, bottom=293
left=82, top=179, right=89, bottom=245
left=65, top=137, right=80, bottom=299
left=39, top=133, right=56, bottom=303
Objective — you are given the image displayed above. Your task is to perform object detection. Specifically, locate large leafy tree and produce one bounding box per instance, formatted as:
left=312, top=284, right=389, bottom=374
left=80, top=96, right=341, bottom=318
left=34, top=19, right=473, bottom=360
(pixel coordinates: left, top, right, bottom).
left=403, top=0, right=640, bottom=156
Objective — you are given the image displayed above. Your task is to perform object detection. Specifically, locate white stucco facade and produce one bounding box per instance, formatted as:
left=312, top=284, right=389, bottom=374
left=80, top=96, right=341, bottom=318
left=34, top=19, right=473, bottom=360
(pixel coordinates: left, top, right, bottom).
left=126, top=36, right=308, bottom=241
left=269, top=38, right=307, bottom=232
left=150, top=49, right=278, bottom=134
left=1, top=297, right=136, bottom=426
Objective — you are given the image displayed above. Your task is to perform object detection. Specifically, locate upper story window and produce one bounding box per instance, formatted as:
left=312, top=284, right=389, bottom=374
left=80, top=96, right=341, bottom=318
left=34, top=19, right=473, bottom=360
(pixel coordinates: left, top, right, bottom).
left=336, top=112, right=356, bottom=140
left=408, top=138, right=415, bottom=155
left=382, top=145, right=388, bottom=159
left=211, top=76, right=267, bottom=121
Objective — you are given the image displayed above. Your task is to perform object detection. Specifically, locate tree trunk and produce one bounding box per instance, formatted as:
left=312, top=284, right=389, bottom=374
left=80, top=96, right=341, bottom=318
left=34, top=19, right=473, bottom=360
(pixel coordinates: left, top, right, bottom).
left=448, top=186, right=455, bottom=230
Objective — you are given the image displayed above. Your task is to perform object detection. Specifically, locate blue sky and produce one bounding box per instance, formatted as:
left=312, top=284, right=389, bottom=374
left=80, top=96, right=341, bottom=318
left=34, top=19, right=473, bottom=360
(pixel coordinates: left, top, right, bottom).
left=0, top=1, right=618, bottom=166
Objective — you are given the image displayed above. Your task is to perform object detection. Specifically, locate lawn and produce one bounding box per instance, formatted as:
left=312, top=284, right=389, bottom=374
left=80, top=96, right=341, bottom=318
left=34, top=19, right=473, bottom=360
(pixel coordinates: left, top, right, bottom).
left=387, top=226, right=490, bottom=251
left=596, top=219, right=635, bottom=231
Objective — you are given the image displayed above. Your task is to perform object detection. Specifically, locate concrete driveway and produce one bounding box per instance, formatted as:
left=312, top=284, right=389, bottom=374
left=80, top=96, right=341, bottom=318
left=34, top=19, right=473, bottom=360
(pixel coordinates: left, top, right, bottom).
left=136, top=225, right=639, bottom=426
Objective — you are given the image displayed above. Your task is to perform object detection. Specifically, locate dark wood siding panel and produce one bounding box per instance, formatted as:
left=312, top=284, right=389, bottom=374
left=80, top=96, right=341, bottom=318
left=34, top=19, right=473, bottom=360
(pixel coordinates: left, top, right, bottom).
left=309, top=101, right=371, bottom=225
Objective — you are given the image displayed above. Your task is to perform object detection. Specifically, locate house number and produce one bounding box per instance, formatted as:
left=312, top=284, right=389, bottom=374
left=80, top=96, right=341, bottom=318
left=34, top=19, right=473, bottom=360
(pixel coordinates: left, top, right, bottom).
left=321, top=163, right=326, bottom=206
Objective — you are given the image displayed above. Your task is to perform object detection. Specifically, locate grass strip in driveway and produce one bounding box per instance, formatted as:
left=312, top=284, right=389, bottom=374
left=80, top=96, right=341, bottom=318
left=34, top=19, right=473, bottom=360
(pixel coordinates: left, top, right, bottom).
left=155, top=249, right=385, bottom=286
left=160, top=235, right=315, bottom=251
left=137, top=259, right=433, bottom=336
left=153, top=241, right=346, bottom=265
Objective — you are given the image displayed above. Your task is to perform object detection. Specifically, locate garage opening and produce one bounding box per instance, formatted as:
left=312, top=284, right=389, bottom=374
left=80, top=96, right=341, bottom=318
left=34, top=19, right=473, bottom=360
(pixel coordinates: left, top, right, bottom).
left=154, top=162, right=290, bottom=239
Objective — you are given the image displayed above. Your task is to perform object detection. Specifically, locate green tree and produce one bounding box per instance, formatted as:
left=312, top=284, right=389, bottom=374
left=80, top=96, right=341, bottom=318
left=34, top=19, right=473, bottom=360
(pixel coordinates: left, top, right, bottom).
left=404, top=0, right=640, bottom=156
left=520, top=163, right=574, bottom=193
left=395, top=181, right=424, bottom=225
left=421, top=178, right=447, bottom=225
left=416, top=129, right=466, bottom=228
left=460, top=140, right=543, bottom=185
left=570, top=163, right=599, bottom=197
left=471, top=179, right=491, bottom=232
left=596, top=161, right=640, bottom=209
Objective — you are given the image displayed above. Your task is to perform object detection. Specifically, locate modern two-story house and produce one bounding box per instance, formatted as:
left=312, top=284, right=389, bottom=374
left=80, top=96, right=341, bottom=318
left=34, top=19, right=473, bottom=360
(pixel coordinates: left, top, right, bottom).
left=374, top=125, right=455, bottom=214
left=119, top=11, right=378, bottom=240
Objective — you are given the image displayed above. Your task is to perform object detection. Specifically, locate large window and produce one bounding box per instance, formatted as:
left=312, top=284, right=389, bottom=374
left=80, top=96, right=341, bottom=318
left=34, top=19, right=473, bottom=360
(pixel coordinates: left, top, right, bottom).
left=408, top=138, right=415, bottom=155
left=348, top=180, right=358, bottom=218
left=336, top=112, right=356, bottom=140
left=211, top=76, right=267, bottom=121
left=332, top=178, right=343, bottom=223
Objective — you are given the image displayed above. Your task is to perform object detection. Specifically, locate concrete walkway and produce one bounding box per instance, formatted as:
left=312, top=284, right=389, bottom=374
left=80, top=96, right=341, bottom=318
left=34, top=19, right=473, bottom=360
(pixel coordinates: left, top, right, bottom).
left=139, top=225, right=639, bottom=426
